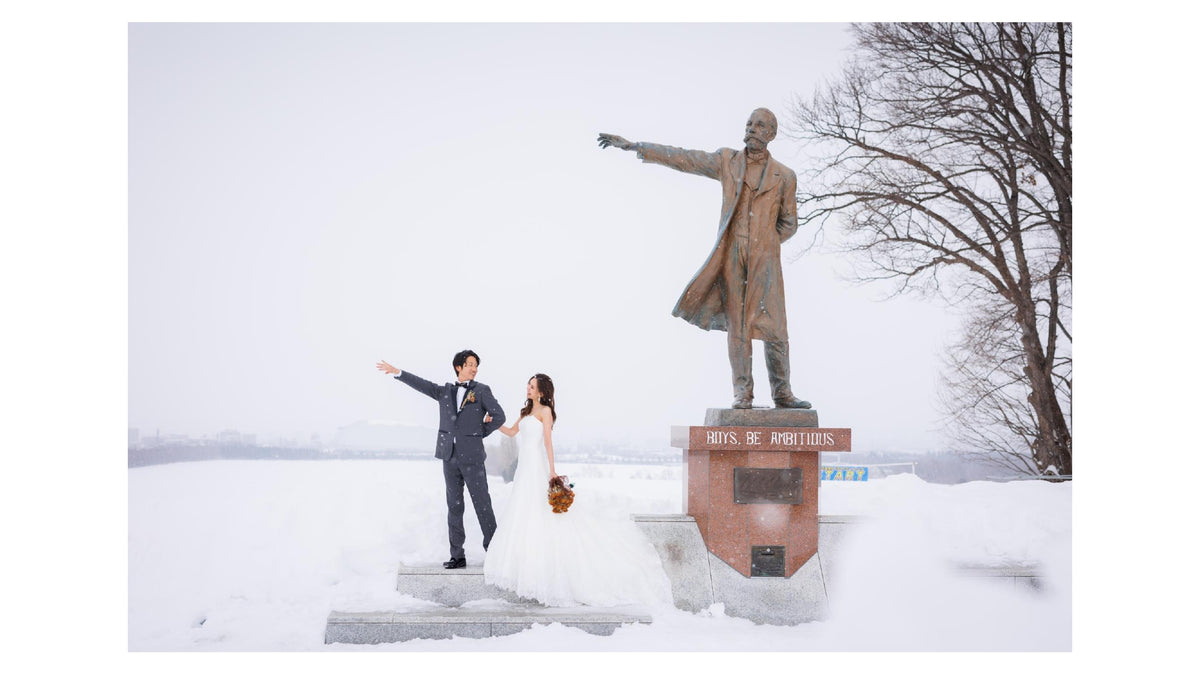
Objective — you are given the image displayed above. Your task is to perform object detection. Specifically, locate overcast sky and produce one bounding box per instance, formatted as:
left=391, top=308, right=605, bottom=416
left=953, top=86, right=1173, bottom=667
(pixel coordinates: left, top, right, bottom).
left=129, top=23, right=961, bottom=452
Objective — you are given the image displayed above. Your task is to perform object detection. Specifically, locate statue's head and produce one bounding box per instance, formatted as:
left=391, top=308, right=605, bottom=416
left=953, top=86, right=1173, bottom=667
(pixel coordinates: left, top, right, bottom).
left=744, top=108, right=778, bottom=152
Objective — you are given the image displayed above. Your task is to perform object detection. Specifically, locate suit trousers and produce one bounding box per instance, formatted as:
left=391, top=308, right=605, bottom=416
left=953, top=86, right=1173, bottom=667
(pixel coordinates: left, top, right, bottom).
left=724, top=234, right=795, bottom=402
left=442, top=450, right=497, bottom=559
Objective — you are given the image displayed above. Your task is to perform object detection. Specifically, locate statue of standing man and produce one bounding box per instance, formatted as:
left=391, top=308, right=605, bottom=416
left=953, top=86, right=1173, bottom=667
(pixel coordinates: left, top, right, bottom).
left=598, top=108, right=810, bottom=410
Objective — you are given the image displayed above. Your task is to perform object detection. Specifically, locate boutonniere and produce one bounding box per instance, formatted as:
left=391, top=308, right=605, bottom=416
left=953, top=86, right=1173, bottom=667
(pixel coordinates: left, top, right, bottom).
left=463, top=391, right=476, bottom=406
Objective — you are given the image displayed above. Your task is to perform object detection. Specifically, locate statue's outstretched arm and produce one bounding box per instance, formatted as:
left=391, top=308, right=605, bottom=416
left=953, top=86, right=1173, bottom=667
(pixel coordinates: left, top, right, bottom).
left=598, top=132, right=721, bottom=180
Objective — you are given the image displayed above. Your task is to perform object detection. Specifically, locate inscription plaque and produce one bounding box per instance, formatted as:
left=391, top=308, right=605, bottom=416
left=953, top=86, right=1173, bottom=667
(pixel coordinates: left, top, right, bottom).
left=733, top=468, right=803, bottom=504
left=750, top=546, right=786, bottom=577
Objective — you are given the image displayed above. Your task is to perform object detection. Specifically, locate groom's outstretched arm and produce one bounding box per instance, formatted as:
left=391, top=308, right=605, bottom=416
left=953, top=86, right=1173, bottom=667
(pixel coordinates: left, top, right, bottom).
left=477, top=385, right=505, bottom=437
left=397, top=371, right=440, bottom=400
left=377, top=360, right=439, bottom=401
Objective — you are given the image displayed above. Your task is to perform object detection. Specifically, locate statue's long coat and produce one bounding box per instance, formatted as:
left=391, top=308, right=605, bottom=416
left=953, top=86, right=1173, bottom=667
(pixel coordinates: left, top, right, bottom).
left=637, top=143, right=798, bottom=342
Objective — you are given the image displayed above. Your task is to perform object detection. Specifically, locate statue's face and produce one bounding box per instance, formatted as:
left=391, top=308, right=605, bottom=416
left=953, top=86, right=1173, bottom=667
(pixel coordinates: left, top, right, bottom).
left=744, top=110, right=776, bottom=151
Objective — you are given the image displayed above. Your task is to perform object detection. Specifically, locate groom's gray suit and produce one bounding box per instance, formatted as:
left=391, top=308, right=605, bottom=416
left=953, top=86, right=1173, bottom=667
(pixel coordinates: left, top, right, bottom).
left=396, top=371, right=506, bottom=559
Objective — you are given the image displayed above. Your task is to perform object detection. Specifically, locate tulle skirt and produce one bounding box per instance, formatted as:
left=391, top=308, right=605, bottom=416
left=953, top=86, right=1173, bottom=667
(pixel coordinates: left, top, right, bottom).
left=483, top=436, right=672, bottom=607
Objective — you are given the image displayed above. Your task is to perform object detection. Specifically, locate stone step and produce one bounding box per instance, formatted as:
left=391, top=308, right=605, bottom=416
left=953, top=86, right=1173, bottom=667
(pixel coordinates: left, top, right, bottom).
left=396, top=564, right=539, bottom=606
left=955, top=563, right=1043, bottom=590
left=325, top=605, right=653, bottom=644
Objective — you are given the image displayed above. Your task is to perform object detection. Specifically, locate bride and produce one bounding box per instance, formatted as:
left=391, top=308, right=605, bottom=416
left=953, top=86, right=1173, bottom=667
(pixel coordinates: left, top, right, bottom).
left=483, top=373, right=673, bottom=608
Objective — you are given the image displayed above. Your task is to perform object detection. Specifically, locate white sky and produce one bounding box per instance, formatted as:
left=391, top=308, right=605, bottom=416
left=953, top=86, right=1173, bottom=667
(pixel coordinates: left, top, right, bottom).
left=128, top=23, right=958, bottom=452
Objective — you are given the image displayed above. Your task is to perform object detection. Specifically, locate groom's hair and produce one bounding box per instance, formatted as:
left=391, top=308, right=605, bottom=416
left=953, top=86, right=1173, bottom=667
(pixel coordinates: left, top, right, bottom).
left=452, top=349, right=480, bottom=373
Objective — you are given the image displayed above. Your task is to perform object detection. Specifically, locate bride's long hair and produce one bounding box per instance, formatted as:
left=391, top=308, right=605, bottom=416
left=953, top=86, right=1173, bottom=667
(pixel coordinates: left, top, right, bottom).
left=519, top=373, right=557, bottom=425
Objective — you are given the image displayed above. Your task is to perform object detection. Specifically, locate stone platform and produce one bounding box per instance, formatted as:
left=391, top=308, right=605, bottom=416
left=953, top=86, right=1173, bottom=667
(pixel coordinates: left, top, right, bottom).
left=396, top=564, right=537, bottom=606
left=325, top=605, right=652, bottom=644
left=327, top=514, right=1045, bottom=641
left=704, top=406, right=819, bottom=427
left=326, top=563, right=654, bottom=643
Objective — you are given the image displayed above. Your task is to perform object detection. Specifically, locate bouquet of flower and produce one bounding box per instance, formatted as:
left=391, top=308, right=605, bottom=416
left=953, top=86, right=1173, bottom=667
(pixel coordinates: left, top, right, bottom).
left=547, top=475, right=574, bottom=513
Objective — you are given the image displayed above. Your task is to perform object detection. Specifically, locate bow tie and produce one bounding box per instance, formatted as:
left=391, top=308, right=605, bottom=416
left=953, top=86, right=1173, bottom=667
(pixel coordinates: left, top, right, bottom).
left=455, top=381, right=472, bottom=388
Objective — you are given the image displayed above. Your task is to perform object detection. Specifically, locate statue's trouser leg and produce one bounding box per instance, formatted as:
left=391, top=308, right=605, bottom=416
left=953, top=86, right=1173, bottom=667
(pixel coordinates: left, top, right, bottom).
left=764, top=340, right=794, bottom=401
left=728, top=334, right=753, bottom=401
left=724, top=236, right=752, bottom=401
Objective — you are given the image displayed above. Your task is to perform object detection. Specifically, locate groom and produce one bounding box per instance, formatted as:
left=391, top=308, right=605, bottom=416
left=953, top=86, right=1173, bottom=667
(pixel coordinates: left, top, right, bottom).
left=376, top=350, right=506, bottom=569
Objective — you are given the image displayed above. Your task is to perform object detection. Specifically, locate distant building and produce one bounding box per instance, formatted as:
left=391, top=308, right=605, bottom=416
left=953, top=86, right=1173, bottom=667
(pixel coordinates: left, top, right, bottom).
left=128, top=428, right=140, bottom=449
left=217, top=429, right=243, bottom=445
left=333, top=420, right=436, bottom=452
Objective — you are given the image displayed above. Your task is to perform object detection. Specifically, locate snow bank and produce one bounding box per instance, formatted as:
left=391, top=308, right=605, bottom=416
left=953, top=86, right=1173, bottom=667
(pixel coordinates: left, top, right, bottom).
left=129, top=460, right=1070, bottom=651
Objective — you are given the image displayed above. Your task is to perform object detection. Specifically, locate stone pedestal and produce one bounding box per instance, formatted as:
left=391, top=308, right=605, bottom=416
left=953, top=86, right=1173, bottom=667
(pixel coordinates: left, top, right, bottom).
left=632, top=513, right=869, bottom=624
left=671, top=408, right=851, bottom=578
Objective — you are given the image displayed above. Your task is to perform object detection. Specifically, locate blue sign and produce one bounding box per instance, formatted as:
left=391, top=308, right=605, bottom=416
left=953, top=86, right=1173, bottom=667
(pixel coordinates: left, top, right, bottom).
left=821, top=466, right=868, bottom=481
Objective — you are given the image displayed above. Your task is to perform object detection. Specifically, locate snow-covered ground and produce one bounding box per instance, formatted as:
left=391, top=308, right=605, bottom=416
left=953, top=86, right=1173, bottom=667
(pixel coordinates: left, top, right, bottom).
left=128, top=459, right=1070, bottom=651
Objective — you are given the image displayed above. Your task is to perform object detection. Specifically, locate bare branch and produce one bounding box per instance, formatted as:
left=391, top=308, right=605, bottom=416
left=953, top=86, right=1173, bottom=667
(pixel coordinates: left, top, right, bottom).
left=789, top=22, right=1071, bottom=476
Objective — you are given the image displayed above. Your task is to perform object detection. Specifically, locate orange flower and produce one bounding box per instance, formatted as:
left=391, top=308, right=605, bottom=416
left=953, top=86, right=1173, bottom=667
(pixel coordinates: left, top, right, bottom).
left=547, top=476, right=574, bottom=513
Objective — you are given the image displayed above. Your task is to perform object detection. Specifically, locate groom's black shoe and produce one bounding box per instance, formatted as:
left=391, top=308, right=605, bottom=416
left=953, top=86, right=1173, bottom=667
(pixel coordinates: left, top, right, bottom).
left=443, top=557, right=466, bottom=569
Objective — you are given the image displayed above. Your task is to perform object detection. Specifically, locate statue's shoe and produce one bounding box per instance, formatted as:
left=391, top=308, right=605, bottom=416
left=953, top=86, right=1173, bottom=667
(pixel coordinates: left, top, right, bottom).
left=732, top=398, right=753, bottom=409
left=774, top=397, right=812, bottom=409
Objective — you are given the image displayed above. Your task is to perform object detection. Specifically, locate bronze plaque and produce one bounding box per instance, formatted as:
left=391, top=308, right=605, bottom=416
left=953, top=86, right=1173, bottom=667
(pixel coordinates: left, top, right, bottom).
left=750, top=546, right=786, bottom=577
left=733, top=468, right=803, bottom=504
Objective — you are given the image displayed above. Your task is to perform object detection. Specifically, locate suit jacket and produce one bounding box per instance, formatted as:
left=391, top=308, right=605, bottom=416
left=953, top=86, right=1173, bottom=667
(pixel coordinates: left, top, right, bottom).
left=395, top=371, right=506, bottom=462
left=637, top=142, right=798, bottom=342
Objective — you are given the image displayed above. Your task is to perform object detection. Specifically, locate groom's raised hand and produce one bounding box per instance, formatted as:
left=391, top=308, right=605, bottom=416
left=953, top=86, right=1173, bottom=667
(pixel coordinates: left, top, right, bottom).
left=376, top=360, right=400, bottom=375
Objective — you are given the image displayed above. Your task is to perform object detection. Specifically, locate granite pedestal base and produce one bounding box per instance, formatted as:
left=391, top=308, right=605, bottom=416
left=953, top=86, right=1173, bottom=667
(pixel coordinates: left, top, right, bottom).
left=633, top=513, right=863, bottom=624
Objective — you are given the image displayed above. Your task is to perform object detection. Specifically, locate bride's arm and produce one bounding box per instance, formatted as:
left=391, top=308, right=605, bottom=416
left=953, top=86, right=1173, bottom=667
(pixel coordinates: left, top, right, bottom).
left=540, top=409, right=557, bottom=478
left=498, top=417, right=519, bottom=437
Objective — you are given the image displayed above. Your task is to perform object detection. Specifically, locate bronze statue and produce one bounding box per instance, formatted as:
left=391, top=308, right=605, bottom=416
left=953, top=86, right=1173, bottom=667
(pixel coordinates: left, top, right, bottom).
left=598, top=108, right=810, bottom=409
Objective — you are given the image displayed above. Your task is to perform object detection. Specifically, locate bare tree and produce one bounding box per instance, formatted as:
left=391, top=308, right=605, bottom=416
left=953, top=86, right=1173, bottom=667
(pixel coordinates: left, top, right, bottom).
left=788, top=23, right=1071, bottom=476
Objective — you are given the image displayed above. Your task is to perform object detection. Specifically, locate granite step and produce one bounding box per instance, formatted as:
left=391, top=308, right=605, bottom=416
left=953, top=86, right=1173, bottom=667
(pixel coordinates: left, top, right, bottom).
left=396, top=563, right=539, bottom=606
left=325, top=604, right=653, bottom=644
left=955, top=563, right=1043, bottom=591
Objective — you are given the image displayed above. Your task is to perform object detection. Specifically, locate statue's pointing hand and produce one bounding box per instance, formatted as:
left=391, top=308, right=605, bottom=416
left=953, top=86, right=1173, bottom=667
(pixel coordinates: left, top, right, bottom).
left=597, top=133, right=633, bottom=151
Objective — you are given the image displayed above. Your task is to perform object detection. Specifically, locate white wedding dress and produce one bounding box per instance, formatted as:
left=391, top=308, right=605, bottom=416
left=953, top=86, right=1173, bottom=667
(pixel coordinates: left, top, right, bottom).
left=483, top=415, right=673, bottom=607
